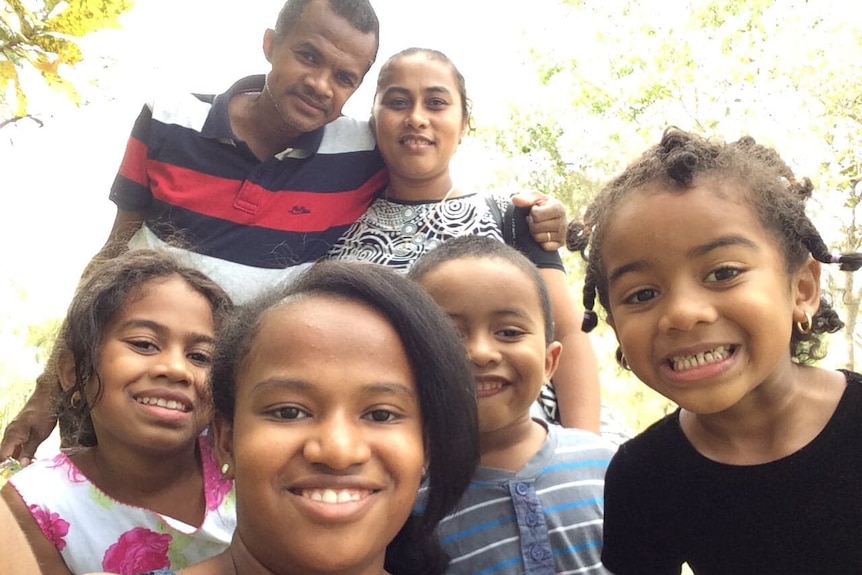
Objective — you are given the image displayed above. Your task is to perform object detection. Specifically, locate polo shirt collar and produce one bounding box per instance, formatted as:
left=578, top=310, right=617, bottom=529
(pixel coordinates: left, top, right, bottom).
left=201, top=74, right=325, bottom=157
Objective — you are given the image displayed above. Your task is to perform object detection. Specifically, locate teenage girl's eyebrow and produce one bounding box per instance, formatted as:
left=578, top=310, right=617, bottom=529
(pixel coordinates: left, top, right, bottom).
left=253, top=379, right=416, bottom=400
left=360, top=383, right=417, bottom=401
left=254, top=378, right=310, bottom=394
left=120, top=319, right=214, bottom=345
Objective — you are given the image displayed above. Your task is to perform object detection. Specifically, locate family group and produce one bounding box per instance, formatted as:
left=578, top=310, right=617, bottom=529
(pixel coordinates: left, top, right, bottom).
left=1, top=1, right=860, bottom=574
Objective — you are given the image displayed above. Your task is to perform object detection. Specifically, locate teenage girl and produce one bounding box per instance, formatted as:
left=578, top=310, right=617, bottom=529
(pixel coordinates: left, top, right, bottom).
left=568, top=128, right=862, bottom=574
left=151, top=260, right=479, bottom=575
left=2, top=250, right=235, bottom=575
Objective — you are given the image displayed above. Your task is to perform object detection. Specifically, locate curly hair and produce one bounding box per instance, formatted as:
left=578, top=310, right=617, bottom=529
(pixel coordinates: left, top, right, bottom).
left=568, top=127, right=862, bottom=364
left=58, top=250, right=233, bottom=447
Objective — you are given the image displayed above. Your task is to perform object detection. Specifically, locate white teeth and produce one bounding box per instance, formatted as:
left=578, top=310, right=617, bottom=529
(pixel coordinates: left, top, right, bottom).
left=671, top=345, right=732, bottom=372
left=303, top=489, right=363, bottom=503
left=403, top=138, right=430, bottom=145
left=136, top=397, right=188, bottom=412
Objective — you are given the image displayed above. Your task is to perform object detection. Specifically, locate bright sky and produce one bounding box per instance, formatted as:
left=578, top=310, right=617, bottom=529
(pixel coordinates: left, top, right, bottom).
left=1, top=0, right=563, bottom=324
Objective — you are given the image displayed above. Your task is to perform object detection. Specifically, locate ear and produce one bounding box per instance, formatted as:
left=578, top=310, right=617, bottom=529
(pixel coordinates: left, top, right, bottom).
left=57, top=348, right=77, bottom=393
left=263, top=28, right=276, bottom=64
left=544, top=341, right=563, bottom=383
left=792, top=256, right=821, bottom=322
left=212, top=414, right=236, bottom=480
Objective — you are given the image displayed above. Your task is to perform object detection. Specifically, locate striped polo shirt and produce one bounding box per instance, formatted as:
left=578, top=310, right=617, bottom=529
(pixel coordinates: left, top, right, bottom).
left=109, top=75, right=387, bottom=302
left=435, top=422, right=615, bottom=575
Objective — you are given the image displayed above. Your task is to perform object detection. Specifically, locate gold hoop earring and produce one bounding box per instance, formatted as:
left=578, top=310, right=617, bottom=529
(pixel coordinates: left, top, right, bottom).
left=70, top=391, right=82, bottom=409
left=615, top=347, right=630, bottom=371
left=795, top=311, right=813, bottom=335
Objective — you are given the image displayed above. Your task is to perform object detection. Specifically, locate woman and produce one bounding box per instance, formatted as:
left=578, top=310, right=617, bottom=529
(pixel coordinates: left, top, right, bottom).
left=327, top=48, right=601, bottom=431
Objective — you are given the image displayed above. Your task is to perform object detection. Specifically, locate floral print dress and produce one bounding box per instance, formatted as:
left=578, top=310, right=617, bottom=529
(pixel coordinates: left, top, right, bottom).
left=7, top=434, right=235, bottom=574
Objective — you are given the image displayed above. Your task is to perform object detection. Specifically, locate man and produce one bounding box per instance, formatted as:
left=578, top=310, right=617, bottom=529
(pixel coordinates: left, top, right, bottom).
left=1, top=0, right=575, bottom=464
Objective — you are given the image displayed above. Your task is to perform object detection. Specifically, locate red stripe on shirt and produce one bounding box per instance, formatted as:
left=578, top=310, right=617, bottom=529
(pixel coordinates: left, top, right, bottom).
left=117, top=137, right=149, bottom=187
left=146, top=159, right=385, bottom=233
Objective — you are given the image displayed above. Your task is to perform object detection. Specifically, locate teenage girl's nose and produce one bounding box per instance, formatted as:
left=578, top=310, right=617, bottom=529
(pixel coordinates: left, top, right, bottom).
left=657, top=284, right=718, bottom=333
left=303, top=413, right=371, bottom=470
left=466, top=332, right=501, bottom=367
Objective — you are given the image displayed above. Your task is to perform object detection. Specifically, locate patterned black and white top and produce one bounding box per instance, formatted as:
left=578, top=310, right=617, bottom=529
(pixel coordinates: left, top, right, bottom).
left=325, top=192, right=563, bottom=272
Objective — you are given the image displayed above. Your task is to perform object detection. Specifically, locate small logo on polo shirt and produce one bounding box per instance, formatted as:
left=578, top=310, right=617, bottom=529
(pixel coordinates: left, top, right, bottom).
left=290, top=205, right=311, bottom=215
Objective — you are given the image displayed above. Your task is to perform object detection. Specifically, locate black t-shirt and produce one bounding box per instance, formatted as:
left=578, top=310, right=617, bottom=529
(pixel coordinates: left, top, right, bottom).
left=602, top=370, right=862, bottom=575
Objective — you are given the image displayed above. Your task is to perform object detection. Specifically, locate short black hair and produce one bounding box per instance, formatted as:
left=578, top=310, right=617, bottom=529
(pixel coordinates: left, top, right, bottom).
left=210, top=260, right=480, bottom=575
left=408, top=235, right=555, bottom=345
left=274, top=0, right=380, bottom=62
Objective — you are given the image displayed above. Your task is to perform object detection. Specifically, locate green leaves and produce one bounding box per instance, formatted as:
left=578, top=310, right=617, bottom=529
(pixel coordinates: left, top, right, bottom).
left=1, top=0, right=132, bottom=126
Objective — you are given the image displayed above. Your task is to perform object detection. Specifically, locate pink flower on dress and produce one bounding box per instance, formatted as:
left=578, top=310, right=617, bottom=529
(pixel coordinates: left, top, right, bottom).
left=102, top=527, right=172, bottom=575
left=29, top=504, right=70, bottom=550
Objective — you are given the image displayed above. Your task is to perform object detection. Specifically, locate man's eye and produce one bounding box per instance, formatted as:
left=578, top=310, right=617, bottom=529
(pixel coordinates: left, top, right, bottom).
left=337, top=73, right=356, bottom=88
left=297, top=51, right=316, bottom=64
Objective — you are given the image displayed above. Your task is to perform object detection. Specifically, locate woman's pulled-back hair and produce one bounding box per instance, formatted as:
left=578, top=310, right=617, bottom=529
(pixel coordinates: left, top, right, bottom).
left=59, top=249, right=233, bottom=446
left=375, top=47, right=472, bottom=128
left=210, top=260, right=480, bottom=575
left=568, top=127, right=862, bottom=364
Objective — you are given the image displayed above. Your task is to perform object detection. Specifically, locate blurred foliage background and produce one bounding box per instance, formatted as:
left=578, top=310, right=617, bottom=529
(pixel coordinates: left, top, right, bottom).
left=1, top=0, right=859, bottom=441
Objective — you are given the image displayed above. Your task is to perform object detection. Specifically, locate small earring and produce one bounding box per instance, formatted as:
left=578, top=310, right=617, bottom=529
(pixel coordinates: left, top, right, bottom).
left=221, top=463, right=230, bottom=475
left=795, top=311, right=813, bottom=335
left=70, top=391, right=82, bottom=409
left=616, top=347, right=630, bottom=371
